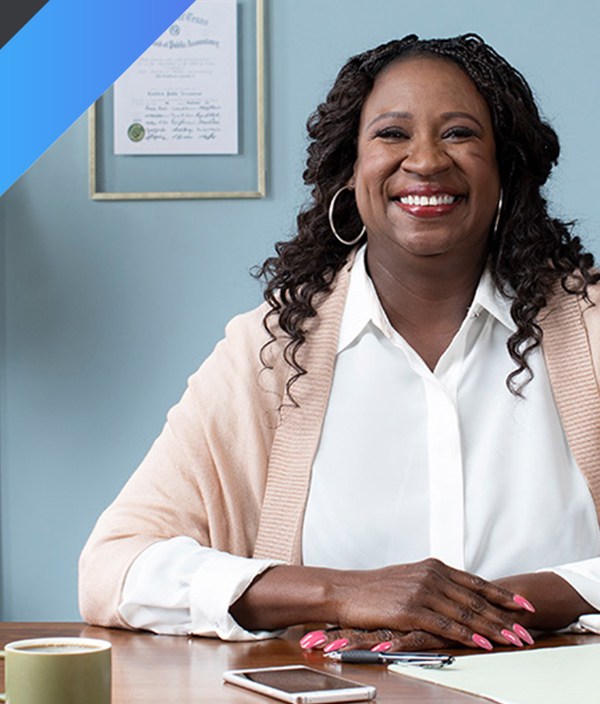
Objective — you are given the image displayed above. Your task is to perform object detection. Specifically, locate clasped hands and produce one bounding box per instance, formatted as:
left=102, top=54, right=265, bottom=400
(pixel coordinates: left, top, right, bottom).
left=300, top=558, right=538, bottom=653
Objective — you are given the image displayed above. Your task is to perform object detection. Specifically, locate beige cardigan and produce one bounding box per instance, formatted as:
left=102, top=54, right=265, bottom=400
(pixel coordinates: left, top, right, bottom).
left=79, top=261, right=600, bottom=628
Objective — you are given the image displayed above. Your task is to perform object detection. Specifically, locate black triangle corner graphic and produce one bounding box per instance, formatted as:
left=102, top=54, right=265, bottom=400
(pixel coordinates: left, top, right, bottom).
left=0, top=0, right=51, bottom=50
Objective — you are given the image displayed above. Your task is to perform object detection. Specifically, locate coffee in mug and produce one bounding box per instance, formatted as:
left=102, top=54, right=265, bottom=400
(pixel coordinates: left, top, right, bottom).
left=0, top=636, right=111, bottom=704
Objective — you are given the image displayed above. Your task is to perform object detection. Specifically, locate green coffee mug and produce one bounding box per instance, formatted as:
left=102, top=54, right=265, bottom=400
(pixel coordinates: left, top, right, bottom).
left=0, top=637, right=111, bottom=704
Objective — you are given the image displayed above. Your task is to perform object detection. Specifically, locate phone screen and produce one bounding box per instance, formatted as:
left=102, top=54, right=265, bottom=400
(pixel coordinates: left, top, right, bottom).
left=240, top=668, right=366, bottom=693
left=224, top=665, right=376, bottom=703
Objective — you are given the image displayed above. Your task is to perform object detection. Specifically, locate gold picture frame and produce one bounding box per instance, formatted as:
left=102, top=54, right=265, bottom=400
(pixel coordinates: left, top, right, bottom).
left=89, top=0, right=265, bottom=200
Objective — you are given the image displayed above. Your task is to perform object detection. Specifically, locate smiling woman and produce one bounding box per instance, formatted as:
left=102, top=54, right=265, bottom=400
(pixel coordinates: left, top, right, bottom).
left=351, top=56, right=502, bottom=366
left=80, top=34, right=600, bottom=656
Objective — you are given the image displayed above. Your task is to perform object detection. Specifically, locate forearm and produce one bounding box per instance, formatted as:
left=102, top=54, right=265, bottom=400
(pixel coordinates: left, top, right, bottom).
left=494, top=571, right=596, bottom=631
left=229, top=564, right=347, bottom=631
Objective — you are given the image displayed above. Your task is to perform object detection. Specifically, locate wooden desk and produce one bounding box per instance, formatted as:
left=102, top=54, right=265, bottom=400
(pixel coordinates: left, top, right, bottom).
left=1, top=623, right=598, bottom=703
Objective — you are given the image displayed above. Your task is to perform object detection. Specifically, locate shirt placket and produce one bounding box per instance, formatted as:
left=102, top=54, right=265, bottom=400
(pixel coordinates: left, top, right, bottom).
left=372, top=292, right=478, bottom=571
left=425, top=324, right=470, bottom=570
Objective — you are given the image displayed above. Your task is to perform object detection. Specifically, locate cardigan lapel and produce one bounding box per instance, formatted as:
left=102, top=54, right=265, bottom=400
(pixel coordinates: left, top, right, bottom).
left=253, top=261, right=353, bottom=563
left=540, top=286, right=600, bottom=522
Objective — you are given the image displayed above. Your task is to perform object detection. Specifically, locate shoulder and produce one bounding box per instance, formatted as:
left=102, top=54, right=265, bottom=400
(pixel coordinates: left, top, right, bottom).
left=190, top=261, right=354, bottom=395
left=221, top=300, right=274, bottom=354
left=188, top=301, right=280, bottom=395
left=550, top=276, right=600, bottom=318
left=541, top=276, right=600, bottom=378
left=222, top=259, right=355, bottom=354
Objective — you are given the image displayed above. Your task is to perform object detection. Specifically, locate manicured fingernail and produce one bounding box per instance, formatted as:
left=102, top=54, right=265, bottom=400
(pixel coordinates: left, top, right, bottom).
left=323, top=638, right=349, bottom=654
left=371, top=641, right=394, bottom=652
left=513, top=623, right=535, bottom=645
left=501, top=628, right=523, bottom=647
left=300, top=631, right=327, bottom=649
left=472, top=633, right=493, bottom=651
left=513, top=595, right=536, bottom=613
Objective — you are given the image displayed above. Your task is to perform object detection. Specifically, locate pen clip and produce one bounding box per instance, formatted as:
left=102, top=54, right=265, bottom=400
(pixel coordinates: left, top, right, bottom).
left=388, top=657, right=453, bottom=669
left=382, top=652, right=454, bottom=668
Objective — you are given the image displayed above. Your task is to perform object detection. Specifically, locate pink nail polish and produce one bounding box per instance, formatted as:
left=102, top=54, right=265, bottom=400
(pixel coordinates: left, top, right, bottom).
left=323, top=638, right=349, bottom=654
left=299, top=631, right=327, bottom=650
left=501, top=628, right=523, bottom=647
left=371, top=641, right=394, bottom=652
left=513, top=623, right=535, bottom=645
left=472, top=633, right=493, bottom=651
left=513, top=594, right=536, bottom=613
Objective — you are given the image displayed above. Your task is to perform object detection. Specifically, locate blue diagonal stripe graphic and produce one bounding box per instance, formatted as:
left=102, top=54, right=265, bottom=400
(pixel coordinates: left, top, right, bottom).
left=0, top=0, right=194, bottom=196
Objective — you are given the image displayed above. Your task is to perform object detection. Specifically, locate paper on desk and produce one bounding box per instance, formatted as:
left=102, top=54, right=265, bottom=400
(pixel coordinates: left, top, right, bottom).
left=389, top=643, right=600, bottom=704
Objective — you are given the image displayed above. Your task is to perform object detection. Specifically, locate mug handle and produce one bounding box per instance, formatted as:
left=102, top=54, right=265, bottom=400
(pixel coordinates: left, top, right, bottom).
left=0, top=650, right=5, bottom=701
left=0, top=650, right=6, bottom=702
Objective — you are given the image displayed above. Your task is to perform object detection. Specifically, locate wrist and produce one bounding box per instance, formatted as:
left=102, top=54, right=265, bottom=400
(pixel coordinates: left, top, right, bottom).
left=495, top=571, right=594, bottom=631
left=230, top=565, right=353, bottom=631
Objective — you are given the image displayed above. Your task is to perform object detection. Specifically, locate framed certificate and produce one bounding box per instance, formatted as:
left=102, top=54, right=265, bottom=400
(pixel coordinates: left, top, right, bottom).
left=89, top=0, right=265, bottom=200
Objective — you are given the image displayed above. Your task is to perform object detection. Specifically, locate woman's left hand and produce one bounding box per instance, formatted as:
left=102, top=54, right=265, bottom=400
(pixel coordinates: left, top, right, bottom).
left=299, top=627, right=453, bottom=653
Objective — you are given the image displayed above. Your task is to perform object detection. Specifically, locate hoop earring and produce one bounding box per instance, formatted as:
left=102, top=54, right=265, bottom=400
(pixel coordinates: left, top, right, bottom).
left=328, top=186, right=366, bottom=246
left=492, top=189, right=503, bottom=238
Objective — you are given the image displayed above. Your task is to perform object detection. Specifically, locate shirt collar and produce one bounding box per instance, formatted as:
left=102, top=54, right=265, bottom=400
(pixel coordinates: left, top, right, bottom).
left=470, top=268, right=516, bottom=333
left=337, top=247, right=516, bottom=354
left=337, top=246, right=379, bottom=353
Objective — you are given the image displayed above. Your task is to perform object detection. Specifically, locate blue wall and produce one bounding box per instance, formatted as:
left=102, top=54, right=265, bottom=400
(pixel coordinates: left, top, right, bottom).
left=2, top=0, right=600, bottom=620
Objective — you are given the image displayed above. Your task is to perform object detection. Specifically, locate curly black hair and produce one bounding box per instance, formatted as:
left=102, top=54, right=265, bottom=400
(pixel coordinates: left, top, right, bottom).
left=255, top=33, right=599, bottom=399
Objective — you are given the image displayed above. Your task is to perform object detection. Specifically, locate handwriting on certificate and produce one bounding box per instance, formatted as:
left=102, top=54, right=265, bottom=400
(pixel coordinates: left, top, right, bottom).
left=113, top=0, right=238, bottom=155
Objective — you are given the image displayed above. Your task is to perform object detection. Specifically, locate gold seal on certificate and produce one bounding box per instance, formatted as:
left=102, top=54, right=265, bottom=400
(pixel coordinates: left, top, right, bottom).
left=127, top=123, right=145, bottom=142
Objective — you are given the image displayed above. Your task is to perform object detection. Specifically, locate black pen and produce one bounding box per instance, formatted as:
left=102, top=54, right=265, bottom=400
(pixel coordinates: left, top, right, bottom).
left=324, top=650, right=454, bottom=668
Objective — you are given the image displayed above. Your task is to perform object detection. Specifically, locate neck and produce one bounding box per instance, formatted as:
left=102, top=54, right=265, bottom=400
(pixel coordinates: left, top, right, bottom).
left=365, top=242, right=488, bottom=368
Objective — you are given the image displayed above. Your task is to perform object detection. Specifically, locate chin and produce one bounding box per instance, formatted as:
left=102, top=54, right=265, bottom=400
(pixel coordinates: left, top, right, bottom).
left=394, top=235, right=456, bottom=258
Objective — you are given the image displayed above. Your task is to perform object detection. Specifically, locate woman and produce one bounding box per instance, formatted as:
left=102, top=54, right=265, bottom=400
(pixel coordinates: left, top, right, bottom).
left=79, top=34, right=600, bottom=653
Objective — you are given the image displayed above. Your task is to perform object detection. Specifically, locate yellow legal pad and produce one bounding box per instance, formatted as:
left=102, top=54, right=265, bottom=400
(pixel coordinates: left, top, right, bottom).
left=389, top=643, right=600, bottom=704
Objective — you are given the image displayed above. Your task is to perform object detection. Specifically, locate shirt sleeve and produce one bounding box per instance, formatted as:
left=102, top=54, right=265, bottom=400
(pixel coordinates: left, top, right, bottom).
left=118, top=536, right=285, bottom=640
left=543, top=557, right=600, bottom=611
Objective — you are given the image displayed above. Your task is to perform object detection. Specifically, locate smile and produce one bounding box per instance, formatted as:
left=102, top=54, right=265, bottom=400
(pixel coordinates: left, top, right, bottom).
left=391, top=191, right=463, bottom=219
left=397, top=194, right=459, bottom=206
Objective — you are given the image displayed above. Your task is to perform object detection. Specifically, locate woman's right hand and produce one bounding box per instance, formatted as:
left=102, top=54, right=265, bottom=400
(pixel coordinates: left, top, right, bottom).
left=328, top=558, right=535, bottom=650
left=230, top=558, right=535, bottom=650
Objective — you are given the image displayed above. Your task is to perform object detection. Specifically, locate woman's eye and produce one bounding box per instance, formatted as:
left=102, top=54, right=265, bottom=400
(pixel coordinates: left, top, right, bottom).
left=373, top=127, right=408, bottom=140
left=443, top=126, right=477, bottom=140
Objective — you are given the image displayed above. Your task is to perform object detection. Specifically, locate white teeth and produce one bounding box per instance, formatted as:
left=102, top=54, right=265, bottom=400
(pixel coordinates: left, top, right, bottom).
left=399, top=194, right=457, bottom=206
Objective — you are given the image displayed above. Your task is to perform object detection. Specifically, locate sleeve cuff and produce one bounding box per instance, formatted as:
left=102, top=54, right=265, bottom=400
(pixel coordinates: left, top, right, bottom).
left=118, top=536, right=285, bottom=640
left=546, top=565, right=600, bottom=612
left=189, top=550, right=285, bottom=641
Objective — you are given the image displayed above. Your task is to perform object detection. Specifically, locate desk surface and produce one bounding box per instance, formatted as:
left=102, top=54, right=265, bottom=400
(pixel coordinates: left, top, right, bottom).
left=0, top=623, right=598, bottom=703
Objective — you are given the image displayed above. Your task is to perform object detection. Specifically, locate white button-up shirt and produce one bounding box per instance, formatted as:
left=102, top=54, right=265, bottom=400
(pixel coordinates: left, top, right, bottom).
left=119, top=247, right=600, bottom=639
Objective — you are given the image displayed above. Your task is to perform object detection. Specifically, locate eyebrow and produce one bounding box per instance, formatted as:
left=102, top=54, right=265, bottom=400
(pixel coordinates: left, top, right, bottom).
left=365, top=110, right=484, bottom=131
left=365, top=111, right=411, bottom=130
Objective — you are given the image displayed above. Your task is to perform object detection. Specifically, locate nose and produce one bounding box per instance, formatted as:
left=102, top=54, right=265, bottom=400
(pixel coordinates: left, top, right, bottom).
left=401, top=135, right=452, bottom=177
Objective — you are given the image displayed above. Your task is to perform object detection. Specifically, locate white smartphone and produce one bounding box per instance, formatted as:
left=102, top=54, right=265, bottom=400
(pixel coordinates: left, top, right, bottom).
left=223, top=664, right=377, bottom=704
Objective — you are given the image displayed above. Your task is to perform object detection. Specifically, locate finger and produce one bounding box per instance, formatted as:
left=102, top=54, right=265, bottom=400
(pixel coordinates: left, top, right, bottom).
left=335, top=628, right=407, bottom=651
left=442, top=563, right=533, bottom=612
left=299, top=630, right=328, bottom=649
left=405, top=604, right=534, bottom=650
left=301, top=628, right=406, bottom=652
left=388, top=630, right=454, bottom=651
left=412, top=561, right=536, bottom=645
left=430, top=579, right=535, bottom=647
left=319, top=628, right=453, bottom=653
